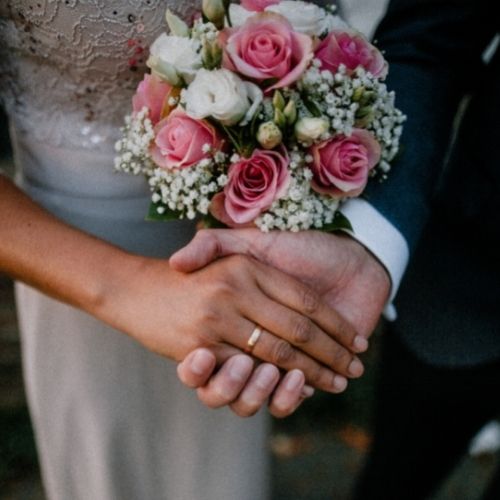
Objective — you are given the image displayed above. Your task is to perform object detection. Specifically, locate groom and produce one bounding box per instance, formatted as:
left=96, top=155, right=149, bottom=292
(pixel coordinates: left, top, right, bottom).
left=175, top=0, right=500, bottom=496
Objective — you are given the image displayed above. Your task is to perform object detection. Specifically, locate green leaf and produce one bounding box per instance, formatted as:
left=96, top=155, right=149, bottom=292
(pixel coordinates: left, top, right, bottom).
left=302, top=97, right=322, bottom=118
left=323, top=211, right=353, bottom=233
left=146, top=201, right=182, bottom=222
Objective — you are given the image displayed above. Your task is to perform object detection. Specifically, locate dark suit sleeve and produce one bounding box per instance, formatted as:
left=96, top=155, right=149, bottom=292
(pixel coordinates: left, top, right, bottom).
left=364, top=0, right=498, bottom=253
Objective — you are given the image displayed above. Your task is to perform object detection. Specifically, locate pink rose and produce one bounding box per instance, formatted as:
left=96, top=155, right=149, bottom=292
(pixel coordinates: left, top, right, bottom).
left=240, top=0, right=280, bottom=11
left=211, top=149, right=290, bottom=226
left=220, top=13, right=313, bottom=92
left=132, top=74, right=173, bottom=125
left=310, top=129, right=381, bottom=197
left=150, top=109, right=223, bottom=169
left=315, top=30, right=388, bottom=79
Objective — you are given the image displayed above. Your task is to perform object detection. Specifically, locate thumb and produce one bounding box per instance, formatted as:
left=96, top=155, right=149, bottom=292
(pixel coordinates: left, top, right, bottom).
left=169, top=229, right=254, bottom=272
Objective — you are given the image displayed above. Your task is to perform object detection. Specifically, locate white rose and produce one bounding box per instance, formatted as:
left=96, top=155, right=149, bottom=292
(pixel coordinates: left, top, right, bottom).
left=295, top=117, right=330, bottom=143
left=148, top=34, right=202, bottom=85
left=184, top=69, right=263, bottom=126
left=229, top=1, right=347, bottom=35
left=227, top=4, right=255, bottom=27
left=266, top=1, right=333, bottom=36
left=323, top=14, right=349, bottom=33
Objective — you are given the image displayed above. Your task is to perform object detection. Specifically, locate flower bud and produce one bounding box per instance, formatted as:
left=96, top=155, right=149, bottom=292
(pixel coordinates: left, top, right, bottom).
left=272, top=90, right=286, bottom=112
left=352, top=86, right=365, bottom=102
left=202, top=38, right=223, bottom=70
left=257, top=121, right=283, bottom=150
left=203, top=0, right=226, bottom=29
left=165, top=9, right=190, bottom=37
left=283, top=99, right=297, bottom=125
left=295, top=117, right=330, bottom=144
left=274, top=108, right=287, bottom=129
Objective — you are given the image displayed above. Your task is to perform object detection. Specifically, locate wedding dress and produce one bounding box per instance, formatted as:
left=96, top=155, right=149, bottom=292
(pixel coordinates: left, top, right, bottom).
left=0, top=2, right=269, bottom=499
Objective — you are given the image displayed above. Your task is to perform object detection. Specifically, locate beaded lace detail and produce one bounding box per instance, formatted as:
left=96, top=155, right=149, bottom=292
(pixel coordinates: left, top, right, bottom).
left=0, top=0, right=198, bottom=151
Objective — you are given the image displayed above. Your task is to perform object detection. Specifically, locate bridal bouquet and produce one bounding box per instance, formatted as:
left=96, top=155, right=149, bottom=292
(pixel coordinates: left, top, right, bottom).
left=115, top=0, right=405, bottom=232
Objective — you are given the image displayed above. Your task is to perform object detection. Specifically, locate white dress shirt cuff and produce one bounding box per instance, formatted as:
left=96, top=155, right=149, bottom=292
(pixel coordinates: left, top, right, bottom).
left=340, top=198, right=410, bottom=320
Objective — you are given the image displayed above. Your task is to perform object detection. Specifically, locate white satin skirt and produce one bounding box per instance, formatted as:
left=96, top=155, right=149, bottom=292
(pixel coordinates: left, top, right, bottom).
left=11, top=128, right=270, bottom=500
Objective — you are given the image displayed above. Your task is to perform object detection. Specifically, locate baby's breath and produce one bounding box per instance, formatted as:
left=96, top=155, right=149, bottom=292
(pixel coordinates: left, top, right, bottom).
left=114, top=108, right=156, bottom=175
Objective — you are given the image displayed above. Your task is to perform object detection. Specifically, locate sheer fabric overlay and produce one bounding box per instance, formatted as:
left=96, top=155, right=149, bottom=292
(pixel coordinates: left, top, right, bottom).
left=0, top=1, right=198, bottom=151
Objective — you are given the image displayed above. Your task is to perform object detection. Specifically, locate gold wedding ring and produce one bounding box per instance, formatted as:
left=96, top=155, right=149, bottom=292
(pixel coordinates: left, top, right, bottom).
left=246, top=326, right=263, bottom=353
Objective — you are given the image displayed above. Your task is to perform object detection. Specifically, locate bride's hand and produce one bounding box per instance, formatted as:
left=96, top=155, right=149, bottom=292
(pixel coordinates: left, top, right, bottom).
left=96, top=253, right=366, bottom=394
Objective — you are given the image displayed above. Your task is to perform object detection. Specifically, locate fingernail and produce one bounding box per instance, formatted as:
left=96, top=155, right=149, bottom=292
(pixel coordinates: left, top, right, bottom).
left=285, top=370, right=304, bottom=392
left=353, top=335, right=369, bottom=352
left=348, top=359, right=364, bottom=378
left=228, top=356, right=253, bottom=382
left=333, top=375, right=348, bottom=393
left=255, top=365, right=279, bottom=390
left=301, top=385, right=315, bottom=398
left=190, top=350, right=213, bottom=376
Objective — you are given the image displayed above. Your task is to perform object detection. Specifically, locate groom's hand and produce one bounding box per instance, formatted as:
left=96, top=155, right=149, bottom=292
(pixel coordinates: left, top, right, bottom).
left=171, top=229, right=390, bottom=417
left=177, top=349, right=315, bottom=418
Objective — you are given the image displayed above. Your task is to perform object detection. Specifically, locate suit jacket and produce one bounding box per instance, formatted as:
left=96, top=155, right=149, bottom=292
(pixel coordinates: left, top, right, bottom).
left=367, top=0, right=500, bottom=367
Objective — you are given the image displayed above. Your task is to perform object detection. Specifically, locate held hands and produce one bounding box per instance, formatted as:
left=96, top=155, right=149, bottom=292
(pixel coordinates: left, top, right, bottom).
left=171, top=229, right=391, bottom=416
left=171, top=229, right=391, bottom=337
left=98, top=251, right=366, bottom=395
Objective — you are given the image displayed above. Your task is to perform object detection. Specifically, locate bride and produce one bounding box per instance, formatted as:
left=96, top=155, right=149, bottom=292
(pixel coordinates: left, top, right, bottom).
left=0, top=1, right=386, bottom=499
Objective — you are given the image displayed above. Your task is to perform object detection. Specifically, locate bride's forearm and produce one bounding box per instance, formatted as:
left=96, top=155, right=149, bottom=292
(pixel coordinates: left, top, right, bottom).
left=0, top=174, right=141, bottom=315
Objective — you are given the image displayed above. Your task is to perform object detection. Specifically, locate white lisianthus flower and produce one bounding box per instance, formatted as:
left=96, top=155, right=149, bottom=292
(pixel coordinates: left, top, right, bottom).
left=295, top=117, right=330, bottom=143
left=185, top=68, right=263, bottom=126
left=266, top=1, right=339, bottom=36
left=148, top=33, right=202, bottom=85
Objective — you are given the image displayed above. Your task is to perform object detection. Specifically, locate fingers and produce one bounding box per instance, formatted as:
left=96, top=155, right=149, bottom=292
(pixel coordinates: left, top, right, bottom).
left=170, top=229, right=252, bottom=273
left=268, top=371, right=314, bottom=419
left=230, top=368, right=315, bottom=418
left=242, top=292, right=365, bottom=380
left=177, top=348, right=217, bottom=388
left=253, top=263, right=368, bottom=355
left=243, top=326, right=349, bottom=393
left=196, top=355, right=255, bottom=409
left=229, top=364, right=281, bottom=417
left=178, top=350, right=313, bottom=418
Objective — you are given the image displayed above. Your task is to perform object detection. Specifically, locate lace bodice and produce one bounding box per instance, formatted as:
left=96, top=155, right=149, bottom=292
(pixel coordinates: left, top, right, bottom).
left=0, top=0, right=198, bottom=151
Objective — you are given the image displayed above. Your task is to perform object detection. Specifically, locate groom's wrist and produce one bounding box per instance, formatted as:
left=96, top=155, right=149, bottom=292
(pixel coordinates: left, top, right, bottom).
left=339, top=198, right=409, bottom=306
